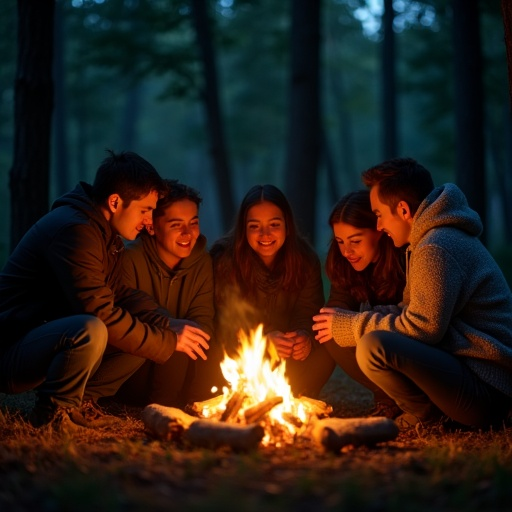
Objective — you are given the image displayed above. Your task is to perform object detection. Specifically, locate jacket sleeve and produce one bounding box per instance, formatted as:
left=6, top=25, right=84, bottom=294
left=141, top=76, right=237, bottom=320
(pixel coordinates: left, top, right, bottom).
left=331, top=244, right=462, bottom=347
left=46, top=223, right=176, bottom=363
left=325, top=282, right=360, bottom=311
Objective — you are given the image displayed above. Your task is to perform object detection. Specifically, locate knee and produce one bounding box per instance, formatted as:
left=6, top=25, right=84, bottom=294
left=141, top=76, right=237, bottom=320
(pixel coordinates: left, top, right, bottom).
left=77, top=315, right=108, bottom=356
left=355, top=331, right=387, bottom=369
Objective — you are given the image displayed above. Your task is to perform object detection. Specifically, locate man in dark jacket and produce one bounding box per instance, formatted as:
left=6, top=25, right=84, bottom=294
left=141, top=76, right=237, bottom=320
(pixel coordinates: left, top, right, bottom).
left=0, top=150, right=209, bottom=433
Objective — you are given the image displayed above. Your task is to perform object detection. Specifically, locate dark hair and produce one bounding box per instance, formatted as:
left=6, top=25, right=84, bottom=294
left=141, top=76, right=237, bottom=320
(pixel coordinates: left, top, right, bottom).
left=361, top=157, right=434, bottom=217
left=91, top=149, right=166, bottom=207
left=211, top=184, right=316, bottom=297
left=153, top=179, right=202, bottom=220
left=325, top=190, right=405, bottom=305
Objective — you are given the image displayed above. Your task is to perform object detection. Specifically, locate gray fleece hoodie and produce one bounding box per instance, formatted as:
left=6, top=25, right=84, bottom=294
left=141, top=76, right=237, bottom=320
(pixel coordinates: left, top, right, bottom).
left=331, top=183, right=512, bottom=397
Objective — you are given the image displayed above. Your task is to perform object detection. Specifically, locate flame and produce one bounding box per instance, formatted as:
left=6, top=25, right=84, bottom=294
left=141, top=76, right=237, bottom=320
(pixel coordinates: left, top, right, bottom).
left=196, top=324, right=313, bottom=444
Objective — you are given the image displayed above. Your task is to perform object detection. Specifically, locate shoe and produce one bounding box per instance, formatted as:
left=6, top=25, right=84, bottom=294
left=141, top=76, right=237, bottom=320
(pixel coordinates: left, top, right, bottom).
left=28, top=404, right=89, bottom=434
left=75, top=399, right=124, bottom=428
left=394, top=412, right=422, bottom=429
left=369, top=400, right=402, bottom=419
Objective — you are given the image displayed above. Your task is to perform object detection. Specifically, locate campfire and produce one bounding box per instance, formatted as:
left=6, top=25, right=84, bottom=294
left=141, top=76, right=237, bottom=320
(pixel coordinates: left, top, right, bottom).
left=142, top=325, right=399, bottom=452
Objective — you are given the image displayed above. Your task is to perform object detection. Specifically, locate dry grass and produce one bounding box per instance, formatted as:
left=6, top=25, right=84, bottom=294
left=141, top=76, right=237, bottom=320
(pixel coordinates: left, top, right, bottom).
left=1, top=368, right=512, bottom=511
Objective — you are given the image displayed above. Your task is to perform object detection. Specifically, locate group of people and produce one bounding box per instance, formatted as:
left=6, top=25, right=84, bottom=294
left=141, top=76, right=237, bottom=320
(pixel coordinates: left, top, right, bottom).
left=1, top=150, right=512, bottom=434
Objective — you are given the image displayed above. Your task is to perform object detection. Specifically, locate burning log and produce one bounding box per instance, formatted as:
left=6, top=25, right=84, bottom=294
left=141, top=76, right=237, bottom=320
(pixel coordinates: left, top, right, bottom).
left=297, top=396, right=333, bottom=417
left=311, top=417, right=399, bottom=452
left=142, top=404, right=198, bottom=441
left=220, top=390, right=246, bottom=422
left=188, top=394, right=225, bottom=415
left=282, top=412, right=303, bottom=428
left=185, top=420, right=265, bottom=451
left=243, top=396, right=283, bottom=424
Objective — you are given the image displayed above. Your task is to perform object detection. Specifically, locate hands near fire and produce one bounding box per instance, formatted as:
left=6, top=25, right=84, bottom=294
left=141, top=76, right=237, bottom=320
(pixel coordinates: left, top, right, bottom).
left=170, top=318, right=210, bottom=360
left=312, top=307, right=338, bottom=343
left=267, top=329, right=312, bottom=361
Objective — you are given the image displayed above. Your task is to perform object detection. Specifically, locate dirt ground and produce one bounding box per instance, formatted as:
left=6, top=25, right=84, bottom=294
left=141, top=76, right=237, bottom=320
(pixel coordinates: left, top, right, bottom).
left=1, top=367, right=512, bottom=511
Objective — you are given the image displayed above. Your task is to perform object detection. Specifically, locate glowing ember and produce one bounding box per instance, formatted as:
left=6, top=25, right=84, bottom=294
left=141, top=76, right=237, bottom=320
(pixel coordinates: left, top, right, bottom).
left=195, top=324, right=328, bottom=445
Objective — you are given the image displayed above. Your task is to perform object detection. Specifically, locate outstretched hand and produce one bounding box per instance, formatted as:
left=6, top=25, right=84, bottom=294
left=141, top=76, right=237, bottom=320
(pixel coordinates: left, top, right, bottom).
left=171, top=319, right=210, bottom=360
left=312, top=307, right=339, bottom=344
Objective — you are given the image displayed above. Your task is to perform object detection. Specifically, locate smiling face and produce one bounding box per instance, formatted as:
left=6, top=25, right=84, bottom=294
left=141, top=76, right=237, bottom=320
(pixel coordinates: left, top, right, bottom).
left=110, top=190, right=159, bottom=241
left=332, top=222, right=383, bottom=271
left=152, top=198, right=200, bottom=269
left=370, top=185, right=411, bottom=248
left=246, top=201, right=286, bottom=267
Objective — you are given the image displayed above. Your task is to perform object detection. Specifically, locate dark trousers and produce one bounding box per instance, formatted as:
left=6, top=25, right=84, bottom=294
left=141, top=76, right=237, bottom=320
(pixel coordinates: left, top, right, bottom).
left=356, top=330, right=512, bottom=427
left=0, top=315, right=107, bottom=409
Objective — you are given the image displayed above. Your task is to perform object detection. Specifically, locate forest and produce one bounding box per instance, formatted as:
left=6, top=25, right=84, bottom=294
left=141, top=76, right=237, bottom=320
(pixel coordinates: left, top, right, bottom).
left=1, top=0, right=511, bottom=279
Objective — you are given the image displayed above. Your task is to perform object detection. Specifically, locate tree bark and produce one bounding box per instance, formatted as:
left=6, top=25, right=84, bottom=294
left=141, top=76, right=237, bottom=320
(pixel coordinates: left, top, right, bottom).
left=284, top=0, right=321, bottom=243
left=452, top=0, right=486, bottom=242
left=10, top=0, right=55, bottom=250
left=190, top=0, right=235, bottom=233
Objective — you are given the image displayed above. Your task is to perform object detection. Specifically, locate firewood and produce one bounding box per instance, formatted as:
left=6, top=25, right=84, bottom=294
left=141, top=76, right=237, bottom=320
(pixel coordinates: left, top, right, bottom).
left=297, top=396, right=333, bottom=417
left=244, top=396, right=283, bottom=424
left=141, top=404, right=198, bottom=441
left=282, top=412, right=303, bottom=428
left=189, top=394, right=225, bottom=416
left=220, top=391, right=246, bottom=422
left=311, top=417, right=399, bottom=452
left=185, top=420, right=265, bottom=451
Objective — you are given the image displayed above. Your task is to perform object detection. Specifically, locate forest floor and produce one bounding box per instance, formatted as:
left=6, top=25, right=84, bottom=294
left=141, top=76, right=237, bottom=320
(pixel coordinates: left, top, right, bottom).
left=1, top=367, right=512, bottom=512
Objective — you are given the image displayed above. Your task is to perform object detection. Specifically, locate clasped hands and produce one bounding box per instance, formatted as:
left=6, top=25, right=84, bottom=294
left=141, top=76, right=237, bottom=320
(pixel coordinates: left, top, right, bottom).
left=267, top=329, right=312, bottom=361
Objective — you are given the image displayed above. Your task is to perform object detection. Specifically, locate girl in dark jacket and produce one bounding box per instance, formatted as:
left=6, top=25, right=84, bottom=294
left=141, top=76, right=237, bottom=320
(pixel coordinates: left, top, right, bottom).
left=210, top=184, right=335, bottom=398
left=324, top=189, right=406, bottom=417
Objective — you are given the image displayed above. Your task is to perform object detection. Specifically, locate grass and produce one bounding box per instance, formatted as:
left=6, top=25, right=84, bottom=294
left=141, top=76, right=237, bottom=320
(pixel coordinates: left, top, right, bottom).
left=1, top=369, right=512, bottom=511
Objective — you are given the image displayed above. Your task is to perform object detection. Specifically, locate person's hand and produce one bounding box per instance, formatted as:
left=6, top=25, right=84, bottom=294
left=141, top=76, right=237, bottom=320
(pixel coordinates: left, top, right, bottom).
left=312, top=307, right=339, bottom=344
left=172, top=321, right=210, bottom=360
left=266, top=330, right=295, bottom=359
left=289, top=330, right=312, bottom=361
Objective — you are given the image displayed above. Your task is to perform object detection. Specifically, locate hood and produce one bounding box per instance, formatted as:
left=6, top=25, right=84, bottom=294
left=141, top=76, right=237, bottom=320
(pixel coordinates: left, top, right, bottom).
left=51, top=182, right=112, bottom=238
left=410, top=183, right=483, bottom=248
left=139, top=232, right=208, bottom=277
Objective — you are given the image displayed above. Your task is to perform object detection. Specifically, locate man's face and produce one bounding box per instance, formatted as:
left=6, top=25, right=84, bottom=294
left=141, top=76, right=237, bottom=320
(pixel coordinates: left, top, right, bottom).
left=152, top=199, right=200, bottom=269
left=370, top=185, right=411, bottom=247
left=111, top=190, right=159, bottom=240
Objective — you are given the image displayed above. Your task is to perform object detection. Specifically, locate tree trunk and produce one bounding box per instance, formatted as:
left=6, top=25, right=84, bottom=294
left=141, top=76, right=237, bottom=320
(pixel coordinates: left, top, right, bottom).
left=10, top=0, right=54, bottom=250
left=382, top=0, right=397, bottom=159
left=190, top=0, right=235, bottom=233
left=501, top=0, right=512, bottom=111
left=53, top=0, right=70, bottom=198
left=284, top=0, right=321, bottom=243
left=452, top=0, right=486, bottom=243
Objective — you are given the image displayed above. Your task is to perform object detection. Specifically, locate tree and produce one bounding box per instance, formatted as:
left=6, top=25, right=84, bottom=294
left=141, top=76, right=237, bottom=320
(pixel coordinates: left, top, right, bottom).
left=284, top=0, right=321, bottom=243
left=452, top=0, right=486, bottom=239
left=10, top=0, right=54, bottom=249
left=190, top=0, right=235, bottom=232
left=382, top=0, right=398, bottom=159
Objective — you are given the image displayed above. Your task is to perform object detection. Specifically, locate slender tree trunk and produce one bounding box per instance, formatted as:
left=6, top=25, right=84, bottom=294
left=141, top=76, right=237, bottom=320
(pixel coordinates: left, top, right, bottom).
left=382, top=0, right=397, bottom=159
left=284, top=0, right=321, bottom=243
left=53, top=0, right=69, bottom=197
left=10, top=0, right=54, bottom=250
left=190, top=0, right=235, bottom=233
left=501, top=0, right=512, bottom=110
left=452, top=0, right=486, bottom=242
left=119, top=84, right=143, bottom=151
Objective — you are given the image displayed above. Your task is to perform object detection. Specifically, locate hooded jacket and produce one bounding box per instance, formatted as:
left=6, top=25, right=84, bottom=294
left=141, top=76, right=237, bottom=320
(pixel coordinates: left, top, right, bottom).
left=330, top=184, right=512, bottom=397
left=0, top=182, right=176, bottom=363
left=120, top=232, right=214, bottom=337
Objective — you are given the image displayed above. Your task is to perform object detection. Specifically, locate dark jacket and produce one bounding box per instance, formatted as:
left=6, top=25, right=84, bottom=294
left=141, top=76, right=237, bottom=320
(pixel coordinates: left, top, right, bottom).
left=0, top=182, right=176, bottom=363
left=120, top=232, right=214, bottom=337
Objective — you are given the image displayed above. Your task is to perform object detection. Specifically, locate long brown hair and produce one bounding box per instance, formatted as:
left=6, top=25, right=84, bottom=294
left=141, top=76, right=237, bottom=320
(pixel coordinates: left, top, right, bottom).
left=211, top=184, right=316, bottom=299
left=325, top=190, right=405, bottom=305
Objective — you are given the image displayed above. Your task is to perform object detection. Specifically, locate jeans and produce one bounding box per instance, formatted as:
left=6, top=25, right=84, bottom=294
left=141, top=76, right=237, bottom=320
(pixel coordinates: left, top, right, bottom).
left=0, top=315, right=107, bottom=409
left=356, top=330, right=512, bottom=427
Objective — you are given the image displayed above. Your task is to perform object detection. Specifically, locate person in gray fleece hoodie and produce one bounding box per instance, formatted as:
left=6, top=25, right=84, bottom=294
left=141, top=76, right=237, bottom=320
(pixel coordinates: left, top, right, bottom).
left=313, top=157, right=512, bottom=429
